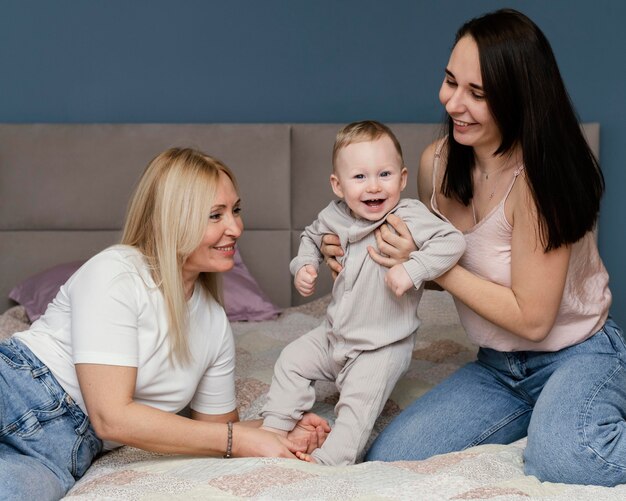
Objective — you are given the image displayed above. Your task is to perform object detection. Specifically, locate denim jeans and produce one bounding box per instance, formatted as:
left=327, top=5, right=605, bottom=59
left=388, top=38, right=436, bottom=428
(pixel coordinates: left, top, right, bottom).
left=0, top=338, right=103, bottom=500
left=365, top=318, right=626, bottom=486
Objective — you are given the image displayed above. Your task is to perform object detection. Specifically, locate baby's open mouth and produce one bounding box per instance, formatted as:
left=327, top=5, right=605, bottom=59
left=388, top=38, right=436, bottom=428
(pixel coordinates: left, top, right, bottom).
left=363, top=199, right=385, bottom=207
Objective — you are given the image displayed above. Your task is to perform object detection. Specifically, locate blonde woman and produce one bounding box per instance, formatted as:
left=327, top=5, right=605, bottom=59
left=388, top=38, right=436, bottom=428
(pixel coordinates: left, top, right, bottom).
left=0, top=148, right=329, bottom=500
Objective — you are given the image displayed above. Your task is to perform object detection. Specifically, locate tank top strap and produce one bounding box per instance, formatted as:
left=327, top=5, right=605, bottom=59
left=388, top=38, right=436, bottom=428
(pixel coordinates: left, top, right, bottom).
left=502, top=164, right=525, bottom=201
left=430, top=138, right=448, bottom=217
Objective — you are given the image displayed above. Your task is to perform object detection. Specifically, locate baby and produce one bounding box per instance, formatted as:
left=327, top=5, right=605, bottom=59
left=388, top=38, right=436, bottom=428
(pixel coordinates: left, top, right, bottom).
left=261, top=120, right=466, bottom=465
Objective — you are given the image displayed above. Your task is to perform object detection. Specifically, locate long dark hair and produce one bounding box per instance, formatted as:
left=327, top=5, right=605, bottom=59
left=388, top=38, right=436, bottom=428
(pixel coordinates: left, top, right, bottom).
left=441, top=8, right=604, bottom=251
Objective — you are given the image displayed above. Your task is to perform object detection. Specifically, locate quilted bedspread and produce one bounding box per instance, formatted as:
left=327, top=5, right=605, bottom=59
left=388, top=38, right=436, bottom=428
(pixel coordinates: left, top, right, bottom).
left=2, top=292, right=626, bottom=500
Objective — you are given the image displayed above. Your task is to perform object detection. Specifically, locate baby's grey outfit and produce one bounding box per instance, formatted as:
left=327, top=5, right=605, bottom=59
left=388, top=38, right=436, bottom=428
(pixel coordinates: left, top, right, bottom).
left=262, top=199, right=465, bottom=465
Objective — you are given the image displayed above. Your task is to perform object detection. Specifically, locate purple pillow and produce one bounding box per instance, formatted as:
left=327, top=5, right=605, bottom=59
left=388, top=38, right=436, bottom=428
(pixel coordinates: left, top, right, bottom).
left=222, top=250, right=282, bottom=322
left=9, top=260, right=84, bottom=321
left=9, top=250, right=280, bottom=322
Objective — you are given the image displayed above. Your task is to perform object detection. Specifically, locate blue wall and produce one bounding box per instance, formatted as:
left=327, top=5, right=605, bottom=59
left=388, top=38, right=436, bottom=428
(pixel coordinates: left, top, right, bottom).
left=1, top=0, right=624, bottom=325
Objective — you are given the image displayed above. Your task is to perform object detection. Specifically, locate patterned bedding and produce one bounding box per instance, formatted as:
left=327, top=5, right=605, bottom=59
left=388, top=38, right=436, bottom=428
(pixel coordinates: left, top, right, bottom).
left=2, top=291, right=625, bottom=500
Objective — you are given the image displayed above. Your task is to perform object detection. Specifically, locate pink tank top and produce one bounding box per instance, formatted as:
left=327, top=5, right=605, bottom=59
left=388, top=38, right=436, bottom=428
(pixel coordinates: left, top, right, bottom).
left=431, top=141, right=611, bottom=351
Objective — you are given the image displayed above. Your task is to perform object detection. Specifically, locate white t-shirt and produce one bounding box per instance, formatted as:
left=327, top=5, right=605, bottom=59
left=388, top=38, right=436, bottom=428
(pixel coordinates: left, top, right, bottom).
left=16, top=245, right=237, bottom=444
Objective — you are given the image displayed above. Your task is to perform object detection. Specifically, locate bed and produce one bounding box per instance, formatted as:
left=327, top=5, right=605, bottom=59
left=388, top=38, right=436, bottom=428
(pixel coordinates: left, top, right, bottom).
left=3, top=123, right=624, bottom=500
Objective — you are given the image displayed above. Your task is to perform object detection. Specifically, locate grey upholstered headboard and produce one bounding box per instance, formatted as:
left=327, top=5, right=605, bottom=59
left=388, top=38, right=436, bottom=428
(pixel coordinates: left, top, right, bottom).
left=0, top=123, right=599, bottom=311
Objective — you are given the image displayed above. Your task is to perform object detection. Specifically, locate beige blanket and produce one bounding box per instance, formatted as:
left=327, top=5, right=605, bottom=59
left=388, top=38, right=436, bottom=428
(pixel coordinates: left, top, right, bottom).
left=2, top=292, right=625, bottom=500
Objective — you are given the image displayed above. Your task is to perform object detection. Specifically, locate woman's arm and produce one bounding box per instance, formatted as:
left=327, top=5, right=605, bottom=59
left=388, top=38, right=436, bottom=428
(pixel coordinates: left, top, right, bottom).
left=193, top=413, right=329, bottom=453
left=435, top=176, right=570, bottom=341
left=191, top=408, right=239, bottom=423
left=76, top=363, right=303, bottom=458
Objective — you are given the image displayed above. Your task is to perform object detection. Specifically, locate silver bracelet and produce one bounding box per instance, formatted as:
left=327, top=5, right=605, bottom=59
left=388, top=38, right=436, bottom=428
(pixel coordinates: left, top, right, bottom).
left=223, top=421, right=233, bottom=458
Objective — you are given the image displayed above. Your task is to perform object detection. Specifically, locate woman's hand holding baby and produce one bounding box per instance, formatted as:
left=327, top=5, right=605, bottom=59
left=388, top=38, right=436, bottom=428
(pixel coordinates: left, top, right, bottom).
left=368, top=214, right=417, bottom=267
left=321, top=214, right=418, bottom=279
left=320, top=234, right=344, bottom=278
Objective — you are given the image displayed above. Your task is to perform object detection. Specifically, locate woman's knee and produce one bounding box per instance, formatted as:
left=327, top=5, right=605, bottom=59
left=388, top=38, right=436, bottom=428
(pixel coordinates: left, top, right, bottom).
left=525, top=434, right=626, bottom=486
left=526, top=412, right=626, bottom=486
left=526, top=356, right=626, bottom=486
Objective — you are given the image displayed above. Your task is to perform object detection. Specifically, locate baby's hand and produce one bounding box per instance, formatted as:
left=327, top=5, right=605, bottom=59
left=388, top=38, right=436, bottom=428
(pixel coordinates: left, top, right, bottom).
left=385, top=264, right=414, bottom=297
left=295, top=265, right=318, bottom=297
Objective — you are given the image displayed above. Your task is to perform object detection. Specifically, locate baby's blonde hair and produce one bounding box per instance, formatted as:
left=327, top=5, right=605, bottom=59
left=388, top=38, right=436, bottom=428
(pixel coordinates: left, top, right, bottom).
left=332, top=120, right=404, bottom=170
left=121, top=147, right=238, bottom=365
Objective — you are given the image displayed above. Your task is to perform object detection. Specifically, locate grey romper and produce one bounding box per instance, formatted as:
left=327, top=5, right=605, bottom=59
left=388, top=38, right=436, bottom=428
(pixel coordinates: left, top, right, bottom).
left=262, top=198, right=465, bottom=465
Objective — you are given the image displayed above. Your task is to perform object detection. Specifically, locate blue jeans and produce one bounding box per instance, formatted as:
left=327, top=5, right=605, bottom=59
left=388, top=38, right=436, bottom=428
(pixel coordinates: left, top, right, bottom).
left=365, top=318, right=626, bottom=486
left=0, top=338, right=102, bottom=500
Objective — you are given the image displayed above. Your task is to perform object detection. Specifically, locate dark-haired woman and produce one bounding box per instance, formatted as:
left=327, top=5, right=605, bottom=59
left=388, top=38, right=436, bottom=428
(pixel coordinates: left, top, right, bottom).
left=324, top=9, right=623, bottom=486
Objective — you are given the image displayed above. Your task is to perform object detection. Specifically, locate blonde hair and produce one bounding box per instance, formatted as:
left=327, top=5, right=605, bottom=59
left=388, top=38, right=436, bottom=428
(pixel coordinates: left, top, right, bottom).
left=121, top=147, right=238, bottom=365
left=332, top=120, right=404, bottom=170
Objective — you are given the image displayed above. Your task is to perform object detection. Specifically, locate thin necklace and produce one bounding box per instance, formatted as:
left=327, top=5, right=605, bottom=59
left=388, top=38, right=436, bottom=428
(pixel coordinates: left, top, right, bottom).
left=477, top=165, right=506, bottom=201
left=471, top=165, right=508, bottom=224
left=487, top=168, right=505, bottom=201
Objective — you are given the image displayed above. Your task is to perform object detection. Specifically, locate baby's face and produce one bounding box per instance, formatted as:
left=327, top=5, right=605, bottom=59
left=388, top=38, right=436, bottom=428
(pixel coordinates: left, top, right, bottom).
left=331, top=135, right=407, bottom=221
